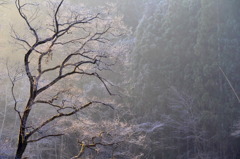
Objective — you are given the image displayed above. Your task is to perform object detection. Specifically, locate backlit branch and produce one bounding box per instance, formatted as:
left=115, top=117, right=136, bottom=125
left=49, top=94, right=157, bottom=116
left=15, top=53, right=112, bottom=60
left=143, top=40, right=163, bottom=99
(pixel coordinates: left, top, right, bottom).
left=27, top=133, right=64, bottom=143
left=26, top=102, right=92, bottom=139
left=71, top=132, right=119, bottom=159
left=12, top=0, right=128, bottom=158
left=6, top=63, right=22, bottom=120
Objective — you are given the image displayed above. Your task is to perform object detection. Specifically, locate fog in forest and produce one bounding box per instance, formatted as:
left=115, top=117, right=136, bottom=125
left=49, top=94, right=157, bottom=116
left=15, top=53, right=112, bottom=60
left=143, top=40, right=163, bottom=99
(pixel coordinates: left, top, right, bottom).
left=1, top=0, right=240, bottom=159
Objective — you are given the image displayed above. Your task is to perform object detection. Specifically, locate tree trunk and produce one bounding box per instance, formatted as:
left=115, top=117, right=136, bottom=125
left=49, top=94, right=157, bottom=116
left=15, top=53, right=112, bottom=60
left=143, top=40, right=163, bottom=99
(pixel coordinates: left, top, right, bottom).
left=15, top=134, right=28, bottom=159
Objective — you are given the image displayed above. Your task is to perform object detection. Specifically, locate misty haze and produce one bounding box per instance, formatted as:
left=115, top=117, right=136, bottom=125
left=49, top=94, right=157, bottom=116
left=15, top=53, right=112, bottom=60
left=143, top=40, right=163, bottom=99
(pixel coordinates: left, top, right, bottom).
left=0, top=0, right=240, bottom=159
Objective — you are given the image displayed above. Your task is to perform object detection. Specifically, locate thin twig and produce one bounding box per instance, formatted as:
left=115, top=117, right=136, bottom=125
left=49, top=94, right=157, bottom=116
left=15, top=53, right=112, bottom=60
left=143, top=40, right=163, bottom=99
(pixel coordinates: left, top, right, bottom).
left=219, top=66, right=240, bottom=103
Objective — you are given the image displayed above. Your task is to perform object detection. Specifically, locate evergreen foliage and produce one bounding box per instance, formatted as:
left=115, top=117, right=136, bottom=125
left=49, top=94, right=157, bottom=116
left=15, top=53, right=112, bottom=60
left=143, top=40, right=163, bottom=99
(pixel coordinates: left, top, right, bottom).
left=131, top=0, right=240, bottom=158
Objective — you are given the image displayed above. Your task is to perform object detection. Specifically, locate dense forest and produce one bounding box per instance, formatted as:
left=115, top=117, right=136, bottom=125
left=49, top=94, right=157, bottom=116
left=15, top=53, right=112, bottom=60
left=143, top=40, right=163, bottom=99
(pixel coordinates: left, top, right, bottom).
left=1, top=0, right=240, bottom=159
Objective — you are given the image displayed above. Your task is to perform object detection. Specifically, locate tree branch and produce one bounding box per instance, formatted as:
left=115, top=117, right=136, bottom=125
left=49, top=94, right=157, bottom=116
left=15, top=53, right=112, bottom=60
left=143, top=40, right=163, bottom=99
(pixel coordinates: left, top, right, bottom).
left=219, top=66, right=240, bottom=103
left=26, top=102, right=92, bottom=138
left=6, top=62, right=22, bottom=120
left=27, top=133, right=64, bottom=143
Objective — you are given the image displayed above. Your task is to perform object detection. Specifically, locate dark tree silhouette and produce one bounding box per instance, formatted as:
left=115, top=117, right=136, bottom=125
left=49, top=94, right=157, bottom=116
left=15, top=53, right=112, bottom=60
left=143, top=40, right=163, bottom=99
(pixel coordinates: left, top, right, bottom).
left=11, top=0, right=128, bottom=158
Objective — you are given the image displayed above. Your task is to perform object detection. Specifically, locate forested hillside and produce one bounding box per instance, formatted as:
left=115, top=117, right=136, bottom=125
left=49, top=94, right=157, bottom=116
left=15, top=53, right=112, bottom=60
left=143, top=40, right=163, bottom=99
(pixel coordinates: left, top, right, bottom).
left=130, top=0, right=240, bottom=158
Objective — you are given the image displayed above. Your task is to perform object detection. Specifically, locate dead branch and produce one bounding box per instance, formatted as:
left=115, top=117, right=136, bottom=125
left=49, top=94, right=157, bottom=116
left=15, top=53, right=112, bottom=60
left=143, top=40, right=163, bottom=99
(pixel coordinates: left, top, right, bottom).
left=27, top=134, right=64, bottom=143
left=219, top=66, right=240, bottom=103
left=12, top=0, right=128, bottom=158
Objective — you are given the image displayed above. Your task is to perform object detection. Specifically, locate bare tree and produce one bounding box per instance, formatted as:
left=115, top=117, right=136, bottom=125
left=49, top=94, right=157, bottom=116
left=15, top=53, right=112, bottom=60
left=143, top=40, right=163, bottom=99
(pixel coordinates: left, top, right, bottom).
left=11, top=0, right=128, bottom=158
left=55, top=117, right=149, bottom=159
left=160, top=87, right=209, bottom=159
